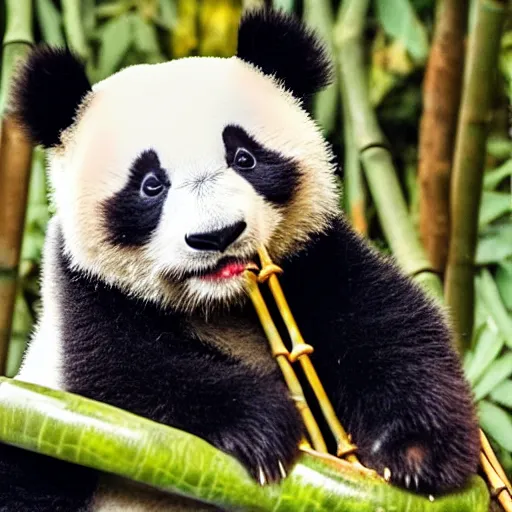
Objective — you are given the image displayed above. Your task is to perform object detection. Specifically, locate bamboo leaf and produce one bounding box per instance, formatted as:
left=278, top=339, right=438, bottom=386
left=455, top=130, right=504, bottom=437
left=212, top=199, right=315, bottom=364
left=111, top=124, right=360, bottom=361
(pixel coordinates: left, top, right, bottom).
left=490, top=380, right=512, bottom=409
left=479, top=400, right=512, bottom=451
left=496, top=260, right=512, bottom=311
left=97, top=13, right=134, bottom=79
left=374, top=0, right=429, bottom=63
left=476, top=224, right=512, bottom=265
left=35, top=0, right=65, bottom=46
left=465, top=323, right=504, bottom=386
left=473, top=352, right=512, bottom=401
left=0, top=378, right=490, bottom=511
left=156, top=0, right=177, bottom=29
left=273, top=0, right=295, bottom=12
left=476, top=269, right=512, bottom=348
left=478, top=191, right=511, bottom=228
left=133, top=15, right=161, bottom=54
left=484, top=158, right=512, bottom=190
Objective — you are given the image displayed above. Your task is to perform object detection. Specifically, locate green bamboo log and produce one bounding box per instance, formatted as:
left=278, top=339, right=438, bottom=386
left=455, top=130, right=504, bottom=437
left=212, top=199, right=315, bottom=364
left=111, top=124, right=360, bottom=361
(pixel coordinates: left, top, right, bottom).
left=0, top=0, right=34, bottom=375
left=61, top=0, right=90, bottom=60
left=0, top=377, right=490, bottom=511
left=334, top=0, right=443, bottom=299
left=303, top=0, right=338, bottom=136
left=444, top=0, right=508, bottom=352
left=336, top=2, right=367, bottom=235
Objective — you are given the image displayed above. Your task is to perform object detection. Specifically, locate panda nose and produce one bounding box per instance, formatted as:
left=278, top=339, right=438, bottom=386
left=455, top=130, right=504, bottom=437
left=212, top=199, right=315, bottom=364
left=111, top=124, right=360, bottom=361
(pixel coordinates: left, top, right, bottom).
left=185, top=221, right=247, bottom=252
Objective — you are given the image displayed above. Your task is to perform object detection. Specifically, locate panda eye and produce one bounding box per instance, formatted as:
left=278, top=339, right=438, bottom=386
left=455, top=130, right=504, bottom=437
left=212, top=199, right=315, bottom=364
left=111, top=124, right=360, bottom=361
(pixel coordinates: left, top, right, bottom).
left=234, top=147, right=256, bottom=170
left=141, top=174, right=164, bottom=198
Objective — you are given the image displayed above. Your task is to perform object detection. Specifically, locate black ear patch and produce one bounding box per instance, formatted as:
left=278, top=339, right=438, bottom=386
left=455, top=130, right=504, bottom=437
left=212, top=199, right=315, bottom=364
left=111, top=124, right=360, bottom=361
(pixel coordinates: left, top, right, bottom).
left=237, top=9, right=333, bottom=100
left=11, top=46, right=91, bottom=148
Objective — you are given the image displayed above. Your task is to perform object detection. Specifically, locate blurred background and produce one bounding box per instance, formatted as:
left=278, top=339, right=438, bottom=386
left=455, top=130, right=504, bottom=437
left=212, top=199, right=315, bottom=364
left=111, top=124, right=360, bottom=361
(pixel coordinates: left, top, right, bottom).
left=0, top=0, right=511, bottom=484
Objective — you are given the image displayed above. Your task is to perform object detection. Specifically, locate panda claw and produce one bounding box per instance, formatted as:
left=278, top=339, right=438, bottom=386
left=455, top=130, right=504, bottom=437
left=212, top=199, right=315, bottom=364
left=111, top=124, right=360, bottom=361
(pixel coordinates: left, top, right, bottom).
left=405, top=474, right=411, bottom=488
left=258, top=466, right=267, bottom=486
left=414, top=474, right=420, bottom=490
left=278, top=459, right=287, bottom=479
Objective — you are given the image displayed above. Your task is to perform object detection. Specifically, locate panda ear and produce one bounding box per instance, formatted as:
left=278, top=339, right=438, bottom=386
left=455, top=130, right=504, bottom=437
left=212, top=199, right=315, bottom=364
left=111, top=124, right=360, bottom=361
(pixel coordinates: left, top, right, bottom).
left=10, top=46, right=91, bottom=148
left=236, top=9, right=333, bottom=100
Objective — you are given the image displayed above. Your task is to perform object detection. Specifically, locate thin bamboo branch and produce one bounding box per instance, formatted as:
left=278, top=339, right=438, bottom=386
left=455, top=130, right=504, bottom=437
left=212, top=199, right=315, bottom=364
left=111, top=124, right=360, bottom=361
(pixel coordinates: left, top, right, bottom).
left=0, top=0, right=34, bottom=375
left=245, top=271, right=326, bottom=453
left=256, top=247, right=359, bottom=463
left=334, top=0, right=443, bottom=298
left=444, top=0, right=508, bottom=352
left=418, top=0, right=468, bottom=274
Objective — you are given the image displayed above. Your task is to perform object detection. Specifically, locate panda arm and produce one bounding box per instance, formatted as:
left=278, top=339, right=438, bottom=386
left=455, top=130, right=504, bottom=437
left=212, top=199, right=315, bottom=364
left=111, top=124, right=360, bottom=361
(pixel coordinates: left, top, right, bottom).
left=282, top=218, right=480, bottom=493
left=65, top=331, right=303, bottom=485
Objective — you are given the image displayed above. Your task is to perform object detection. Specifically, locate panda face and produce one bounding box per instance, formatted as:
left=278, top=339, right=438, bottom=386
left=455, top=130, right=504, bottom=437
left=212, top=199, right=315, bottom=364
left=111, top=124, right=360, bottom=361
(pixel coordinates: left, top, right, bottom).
left=46, top=56, right=337, bottom=311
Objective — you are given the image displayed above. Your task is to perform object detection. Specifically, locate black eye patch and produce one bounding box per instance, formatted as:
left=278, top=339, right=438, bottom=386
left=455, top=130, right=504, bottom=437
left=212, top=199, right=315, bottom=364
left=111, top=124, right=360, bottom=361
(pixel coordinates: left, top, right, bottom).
left=103, top=149, right=170, bottom=247
left=222, top=125, right=300, bottom=205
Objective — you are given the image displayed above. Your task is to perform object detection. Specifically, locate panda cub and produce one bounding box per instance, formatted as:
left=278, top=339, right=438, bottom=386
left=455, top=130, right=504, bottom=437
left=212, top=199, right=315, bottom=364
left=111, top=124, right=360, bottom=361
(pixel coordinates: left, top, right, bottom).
left=0, top=8, right=479, bottom=511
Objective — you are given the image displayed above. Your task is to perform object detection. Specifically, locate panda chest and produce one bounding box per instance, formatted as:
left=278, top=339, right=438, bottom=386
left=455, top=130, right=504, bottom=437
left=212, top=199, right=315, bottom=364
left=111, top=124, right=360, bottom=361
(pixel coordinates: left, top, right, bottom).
left=190, top=317, right=275, bottom=372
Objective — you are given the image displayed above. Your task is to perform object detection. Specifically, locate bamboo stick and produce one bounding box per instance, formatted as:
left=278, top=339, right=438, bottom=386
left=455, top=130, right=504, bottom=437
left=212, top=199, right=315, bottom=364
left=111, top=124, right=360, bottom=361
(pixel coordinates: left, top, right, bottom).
left=245, top=271, right=326, bottom=453
left=418, top=0, right=468, bottom=274
left=256, top=247, right=359, bottom=463
left=334, top=0, right=443, bottom=299
left=444, top=0, right=508, bottom=352
left=0, top=0, right=34, bottom=375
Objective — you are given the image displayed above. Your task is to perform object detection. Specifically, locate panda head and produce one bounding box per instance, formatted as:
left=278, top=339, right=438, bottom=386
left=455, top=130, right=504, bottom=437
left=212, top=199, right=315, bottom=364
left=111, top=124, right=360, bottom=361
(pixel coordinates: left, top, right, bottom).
left=12, top=9, right=338, bottom=312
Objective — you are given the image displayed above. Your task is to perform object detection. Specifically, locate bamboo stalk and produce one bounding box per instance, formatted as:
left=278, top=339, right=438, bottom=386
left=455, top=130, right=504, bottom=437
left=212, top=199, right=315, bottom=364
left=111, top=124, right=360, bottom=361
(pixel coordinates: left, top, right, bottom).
left=0, top=0, right=34, bottom=375
left=418, top=0, right=468, bottom=274
left=61, top=0, right=89, bottom=60
left=245, top=271, right=326, bottom=453
left=256, top=247, right=359, bottom=463
left=334, top=0, right=443, bottom=299
left=444, top=0, right=508, bottom=352
left=303, top=0, right=338, bottom=136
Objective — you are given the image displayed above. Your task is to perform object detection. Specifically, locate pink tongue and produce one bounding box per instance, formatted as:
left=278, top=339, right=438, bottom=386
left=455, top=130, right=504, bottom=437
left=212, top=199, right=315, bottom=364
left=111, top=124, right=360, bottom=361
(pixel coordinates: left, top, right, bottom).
left=206, top=262, right=247, bottom=280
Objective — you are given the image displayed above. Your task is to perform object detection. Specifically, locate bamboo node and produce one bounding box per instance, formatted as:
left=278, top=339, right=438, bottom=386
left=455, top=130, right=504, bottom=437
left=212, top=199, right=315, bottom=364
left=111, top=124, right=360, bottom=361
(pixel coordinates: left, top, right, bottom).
left=258, top=264, right=283, bottom=283
left=336, top=443, right=358, bottom=458
left=289, top=344, right=314, bottom=362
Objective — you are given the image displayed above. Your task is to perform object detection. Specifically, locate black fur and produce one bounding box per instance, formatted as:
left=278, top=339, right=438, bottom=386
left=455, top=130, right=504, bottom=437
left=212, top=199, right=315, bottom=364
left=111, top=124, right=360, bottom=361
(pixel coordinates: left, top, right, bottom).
left=56, top=227, right=302, bottom=486
left=278, top=218, right=480, bottom=493
left=0, top=443, right=96, bottom=511
left=10, top=46, right=91, bottom=148
left=104, top=150, right=170, bottom=246
left=237, top=9, right=332, bottom=100
left=223, top=125, right=299, bottom=205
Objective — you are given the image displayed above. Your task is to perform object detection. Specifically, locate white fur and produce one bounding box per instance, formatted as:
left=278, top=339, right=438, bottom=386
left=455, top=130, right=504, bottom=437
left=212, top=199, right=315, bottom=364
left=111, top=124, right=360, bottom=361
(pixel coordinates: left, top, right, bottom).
left=50, top=56, right=338, bottom=312
left=16, top=217, right=63, bottom=390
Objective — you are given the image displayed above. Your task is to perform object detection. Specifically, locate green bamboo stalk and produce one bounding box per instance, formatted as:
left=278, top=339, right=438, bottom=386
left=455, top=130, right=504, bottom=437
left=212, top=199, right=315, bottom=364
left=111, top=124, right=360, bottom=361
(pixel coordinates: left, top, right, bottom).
left=0, top=0, right=34, bottom=375
left=303, top=0, right=338, bottom=136
left=61, top=0, right=90, bottom=60
left=0, top=377, right=490, bottom=511
left=334, top=0, right=443, bottom=298
left=444, top=0, right=508, bottom=352
left=336, top=4, right=367, bottom=235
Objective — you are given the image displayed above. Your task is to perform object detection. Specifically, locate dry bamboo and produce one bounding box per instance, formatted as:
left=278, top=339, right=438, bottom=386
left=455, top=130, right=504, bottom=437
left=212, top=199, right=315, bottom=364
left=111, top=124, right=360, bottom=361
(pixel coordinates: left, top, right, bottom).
left=418, top=0, right=468, bottom=274
left=0, top=0, right=34, bottom=375
left=444, top=0, right=508, bottom=352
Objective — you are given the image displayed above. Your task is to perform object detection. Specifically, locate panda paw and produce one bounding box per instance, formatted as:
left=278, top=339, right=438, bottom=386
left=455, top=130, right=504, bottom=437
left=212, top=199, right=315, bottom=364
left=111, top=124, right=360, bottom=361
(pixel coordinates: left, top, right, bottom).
left=357, top=432, right=478, bottom=494
left=211, top=388, right=303, bottom=485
